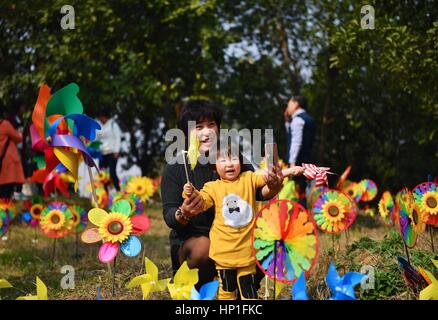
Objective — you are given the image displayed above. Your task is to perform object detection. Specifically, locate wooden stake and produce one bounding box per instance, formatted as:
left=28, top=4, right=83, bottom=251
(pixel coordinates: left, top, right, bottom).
left=112, top=256, right=117, bottom=298
left=430, top=226, right=435, bottom=253
left=87, top=166, right=99, bottom=207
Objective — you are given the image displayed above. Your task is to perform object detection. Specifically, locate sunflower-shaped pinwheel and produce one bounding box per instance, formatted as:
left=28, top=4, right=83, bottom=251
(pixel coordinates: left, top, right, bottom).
left=40, top=202, right=74, bottom=238
left=253, top=200, right=318, bottom=283
left=124, top=176, right=155, bottom=202
left=397, top=188, right=417, bottom=248
left=109, top=192, right=144, bottom=216
left=312, top=190, right=357, bottom=233
left=22, top=202, right=44, bottom=228
left=69, top=205, right=88, bottom=233
left=357, top=179, right=378, bottom=202
left=81, top=200, right=150, bottom=263
left=95, top=169, right=111, bottom=187
left=378, top=191, right=394, bottom=226
left=87, top=185, right=108, bottom=208
left=412, top=182, right=438, bottom=226
left=307, top=186, right=329, bottom=211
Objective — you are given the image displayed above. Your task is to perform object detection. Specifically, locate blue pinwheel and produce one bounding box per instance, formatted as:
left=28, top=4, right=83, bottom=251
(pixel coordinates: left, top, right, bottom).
left=326, top=261, right=367, bottom=300
left=291, top=272, right=309, bottom=300
left=190, top=280, right=220, bottom=300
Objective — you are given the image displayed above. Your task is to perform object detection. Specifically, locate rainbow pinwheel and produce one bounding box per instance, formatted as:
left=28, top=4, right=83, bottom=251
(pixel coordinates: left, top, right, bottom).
left=412, top=182, right=438, bottom=226
left=378, top=191, right=394, bottom=226
left=124, top=176, right=155, bottom=202
left=81, top=200, right=150, bottom=263
left=396, top=256, right=429, bottom=291
left=31, top=83, right=101, bottom=188
left=69, top=205, right=88, bottom=233
left=0, top=209, right=9, bottom=237
left=16, top=277, right=47, bottom=300
left=109, top=192, right=144, bottom=216
left=397, top=188, right=418, bottom=248
left=126, top=257, right=171, bottom=299
left=0, top=198, right=15, bottom=221
left=291, top=272, right=309, bottom=300
left=312, top=190, right=357, bottom=233
left=357, top=179, right=378, bottom=202
left=326, top=261, right=367, bottom=300
left=253, top=200, right=318, bottom=283
left=40, top=202, right=74, bottom=238
left=190, top=280, right=220, bottom=300
left=167, top=261, right=199, bottom=300
left=419, top=259, right=438, bottom=300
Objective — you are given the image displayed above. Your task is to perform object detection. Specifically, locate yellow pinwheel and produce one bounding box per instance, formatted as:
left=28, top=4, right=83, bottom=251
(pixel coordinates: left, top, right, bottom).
left=419, top=259, right=438, bottom=300
left=17, top=277, right=47, bottom=300
left=126, top=257, right=171, bottom=299
left=187, top=129, right=199, bottom=170
left=167, top=261, right=199, bottom=300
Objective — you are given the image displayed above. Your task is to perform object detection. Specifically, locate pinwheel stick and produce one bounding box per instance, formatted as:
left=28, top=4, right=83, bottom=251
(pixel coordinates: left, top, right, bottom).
left=52, top=238, right=57, bottom=266
left=112, top=256, right=117, bottom=297
left=404, top=241, right=411, bottom=264
left=181, top=151, right=191, bottom=184
left=273, top=240, right=278, bottom=300
left=87, top=166, right=99, bottom=208
left=429, top=226, right=435, bottom=253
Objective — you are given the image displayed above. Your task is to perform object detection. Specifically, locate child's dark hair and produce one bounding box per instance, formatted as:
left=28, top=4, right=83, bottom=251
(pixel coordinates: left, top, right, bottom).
left=210, top=137, right=244, bottom=171
left=290, top=96, right=307, bottom=109
left=178, top=99, right=223, bottom=136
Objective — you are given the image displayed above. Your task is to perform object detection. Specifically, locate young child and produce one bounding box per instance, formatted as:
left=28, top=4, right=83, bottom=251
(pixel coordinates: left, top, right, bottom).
left=183, top=146, right=304, bottom=300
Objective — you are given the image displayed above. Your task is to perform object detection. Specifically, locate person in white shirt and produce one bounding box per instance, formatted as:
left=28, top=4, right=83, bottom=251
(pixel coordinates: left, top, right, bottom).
left=96, top=109, right=122, bottom=191
left=284, top=96, right=315, bottom=207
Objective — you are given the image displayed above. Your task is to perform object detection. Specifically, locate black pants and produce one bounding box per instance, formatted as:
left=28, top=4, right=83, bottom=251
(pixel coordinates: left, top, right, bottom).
left=100, top=154, right=120, bottom=191
left=0, top=184, right=15, bottom=198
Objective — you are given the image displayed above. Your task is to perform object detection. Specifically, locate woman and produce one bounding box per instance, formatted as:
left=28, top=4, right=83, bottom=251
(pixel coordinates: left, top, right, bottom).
left=161, top=100, right=284, bottom=289
left=0, top=110, right=25, bottom=198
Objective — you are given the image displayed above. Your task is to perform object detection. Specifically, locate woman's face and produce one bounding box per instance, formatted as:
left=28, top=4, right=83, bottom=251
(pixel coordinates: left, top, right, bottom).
left=195, top=119, right=219, bottom=153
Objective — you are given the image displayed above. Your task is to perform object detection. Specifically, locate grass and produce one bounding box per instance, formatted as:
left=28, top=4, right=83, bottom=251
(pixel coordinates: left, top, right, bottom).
left=0, top=198, right=437, bottom=300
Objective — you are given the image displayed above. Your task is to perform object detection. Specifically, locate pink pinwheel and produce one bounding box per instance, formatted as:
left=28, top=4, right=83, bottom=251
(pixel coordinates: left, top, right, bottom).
left=81, top=200, right=150, bottom=263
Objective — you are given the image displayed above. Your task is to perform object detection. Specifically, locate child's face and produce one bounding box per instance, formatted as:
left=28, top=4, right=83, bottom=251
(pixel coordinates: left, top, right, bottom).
left=216, top=154, right=241, bottom=181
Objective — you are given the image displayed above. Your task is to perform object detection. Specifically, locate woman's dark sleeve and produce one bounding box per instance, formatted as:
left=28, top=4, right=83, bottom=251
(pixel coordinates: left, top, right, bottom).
left=241, top=162, right=271, bottom=201
left=161, top=163, right=187, bottom=231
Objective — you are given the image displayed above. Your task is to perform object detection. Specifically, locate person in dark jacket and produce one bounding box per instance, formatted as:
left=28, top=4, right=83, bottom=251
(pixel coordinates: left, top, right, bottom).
left=161, top=100, right=284, bottom=289
left=284, top=96, right=316, bottom=207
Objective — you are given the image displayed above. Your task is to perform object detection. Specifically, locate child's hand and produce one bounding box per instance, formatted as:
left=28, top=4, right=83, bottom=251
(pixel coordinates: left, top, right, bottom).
left=183, top=183, right=194, bottom=198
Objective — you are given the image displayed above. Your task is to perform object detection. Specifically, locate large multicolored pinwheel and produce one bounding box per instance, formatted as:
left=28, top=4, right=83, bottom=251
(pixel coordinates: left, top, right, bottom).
left=252, top=199, right=318, bottom=283
left=40, top=202, right=74, bottom=238
left=412, top=182, right=438, bottom=226
left=378, top=191, right=394, bottom=226
left=312, top=190, right=357, bottom=233
left=307, top=185, right=329, bottom=211
left=81, top=200, right=150, bottom=263
left=31, top=83, right=101, bottom=188
left=397, top=188, right=418, bottom=248
left=357, top=179, right=378, bottom=202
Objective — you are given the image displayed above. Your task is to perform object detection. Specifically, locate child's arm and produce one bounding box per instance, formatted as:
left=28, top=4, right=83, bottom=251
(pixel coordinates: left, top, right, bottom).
left=182, top=183, right=214, bottom=216
left=282, top=165, right=305, bottom=178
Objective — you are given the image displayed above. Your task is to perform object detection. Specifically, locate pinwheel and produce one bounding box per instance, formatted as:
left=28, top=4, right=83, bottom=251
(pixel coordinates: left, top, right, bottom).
left=167, top=261, right=199, bottom=300
left=86, top=140, right=102, bottom=161
left=190, top=280, right=220, bottom=300
left=16, top=277, right=47, bottom=300
left=187, top=128, right=199, bottom=171
left=0, top=198, right=16, bottom=221
left=0, top=279, right=12, bottom=290
left=326, top=261, right=367, bottom=300
left=302, top=163, right=334, bottom=187
left=378, top=191, right=394, bottom=226
left=81, top=200, right=150, bottom=263
left=42, top=164, right=75, bottom=197
left=357, top=179, right=378, bottom=202
left=252, top=199, right=318, bottom=284
left=419, top=259, right=438, bottom=300
left=335, top=165, right=351, bottom=189
left=95, top=169, right=111, bottom=187
left=312, top=190, right=357, bottom=233
left=0, top=209, right=9, bottom=237
left=70, top=205, right=87, bottom=233
left=291, top=272, right=309, bottom=300
left=412, top=182, right=438, bottom=226
left=397, top=188, right=418, bottom=248
left=40, top=202, right=74, bottom=239
left=31, top=83, right=101, bottom=190
left=124, top=176, right=155, bottom=202
left=126, top=257, right=171, bottom=299
left=109, top=192, right=144, bottom=216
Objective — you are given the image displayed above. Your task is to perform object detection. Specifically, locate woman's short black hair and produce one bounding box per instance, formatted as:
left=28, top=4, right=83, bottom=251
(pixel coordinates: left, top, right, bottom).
left=97, top=108, right=111, bottom=118
left=178, top=99, right=223, bottom=136
left=290, top=96, right=307, bottom=109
